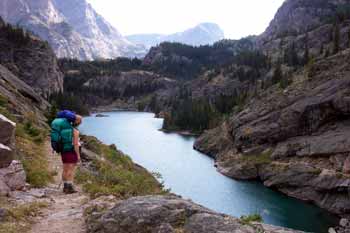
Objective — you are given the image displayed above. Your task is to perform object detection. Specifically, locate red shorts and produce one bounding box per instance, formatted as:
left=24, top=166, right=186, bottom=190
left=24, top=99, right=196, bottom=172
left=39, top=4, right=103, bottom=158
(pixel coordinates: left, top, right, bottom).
left=61, top=151, right=78, bottom=164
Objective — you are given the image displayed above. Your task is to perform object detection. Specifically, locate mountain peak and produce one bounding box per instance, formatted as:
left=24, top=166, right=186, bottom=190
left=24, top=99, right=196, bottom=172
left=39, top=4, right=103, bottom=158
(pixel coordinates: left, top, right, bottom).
left=0, top=0, right=145, bottom=60
left=127, top=22, right=225, bottom=49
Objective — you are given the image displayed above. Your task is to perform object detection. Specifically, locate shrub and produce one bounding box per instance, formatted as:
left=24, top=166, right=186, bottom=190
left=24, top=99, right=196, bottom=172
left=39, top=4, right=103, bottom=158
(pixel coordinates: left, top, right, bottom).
left=17, top=136, right=54, bottom=188
left=239, top=214, right=263, bottom=225
left=75, top=136, right=164, bottom=199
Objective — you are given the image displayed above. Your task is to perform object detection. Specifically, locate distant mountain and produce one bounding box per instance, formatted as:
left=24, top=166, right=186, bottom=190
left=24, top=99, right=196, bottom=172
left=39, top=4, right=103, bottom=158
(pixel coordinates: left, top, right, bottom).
left=0, top=0, right=146, bottom=60
left=127, top=23, right=225, bottom=48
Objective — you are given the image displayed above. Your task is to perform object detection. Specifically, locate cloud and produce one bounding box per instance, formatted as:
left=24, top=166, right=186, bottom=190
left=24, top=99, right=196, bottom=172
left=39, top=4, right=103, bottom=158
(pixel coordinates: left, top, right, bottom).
left=87, top=0, right=285, bottom=39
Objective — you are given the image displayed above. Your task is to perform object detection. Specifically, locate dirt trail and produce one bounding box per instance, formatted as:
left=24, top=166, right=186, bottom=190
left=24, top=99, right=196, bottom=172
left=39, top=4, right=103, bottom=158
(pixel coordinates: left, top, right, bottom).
left=29, top=142, right=88, bottom=233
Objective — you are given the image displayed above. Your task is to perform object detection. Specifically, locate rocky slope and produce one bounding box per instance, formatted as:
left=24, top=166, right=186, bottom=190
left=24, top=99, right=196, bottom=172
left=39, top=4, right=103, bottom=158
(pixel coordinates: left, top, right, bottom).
left=143, top=38, right=256, bottom=80
left=0, top=21, right=63, bottom=99
left=257, top=0, right=350, bottom=61
left=64, top=69, right=177, bottom=110
left=0, top=0, right=145, bottom=60
left=195, top=48, right=350, bottom=218
left=87, top=195, right=303, bottom=233
left=192, top=0, right=350, bottom=220
left=127, top=23, right=225, bottom=49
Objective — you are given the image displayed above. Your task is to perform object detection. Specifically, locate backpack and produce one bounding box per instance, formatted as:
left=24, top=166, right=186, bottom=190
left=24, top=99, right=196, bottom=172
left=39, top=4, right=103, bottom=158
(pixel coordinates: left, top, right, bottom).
left=51, top=118, right=74, bottom=153
left=56, top=110, right=76, bottom=123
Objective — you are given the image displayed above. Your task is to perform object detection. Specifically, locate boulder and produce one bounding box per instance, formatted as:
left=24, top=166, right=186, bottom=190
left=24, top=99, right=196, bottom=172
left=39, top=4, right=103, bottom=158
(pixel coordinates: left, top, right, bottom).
left=0, top=160, right=26, bottom=191
left=87, top=195, right=304, bottom=233
left=0, top=208, right=9, bottom=222
left=0, top=177, right=10, bottom=196
left=0, top=114, right=16, bottom=168
left=0, top=114, right=16, bottom=147
left=340, top=218, right=349, bottom=228
left=0, top=144, right=13, bottom=169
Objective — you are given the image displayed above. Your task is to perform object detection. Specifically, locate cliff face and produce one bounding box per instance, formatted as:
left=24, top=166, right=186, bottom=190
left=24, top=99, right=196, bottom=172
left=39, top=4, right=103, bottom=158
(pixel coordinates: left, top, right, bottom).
left=0, top=22, right=63, bottom=99
left=0, top=0, right=146, bottom=60
left=193, top=0, right=350, bottom=219
left=195, top=49, right=350, bottom=216
left=257, top=0, right=350, bottom=60
left=67, top=70, right=177, bottom=109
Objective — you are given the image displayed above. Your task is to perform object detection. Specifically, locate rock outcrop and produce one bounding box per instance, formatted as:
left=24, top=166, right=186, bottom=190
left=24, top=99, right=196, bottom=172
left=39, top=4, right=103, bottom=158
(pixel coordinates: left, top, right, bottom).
left=87, top=195, right=304, bottom=233
left=0, top=115, right=26, bottom=196
left=0, top=22, right=64, bottom=98
left=0, top=64, right=49, bottom=122
left=194, top=49, right=350, bottom=217
left=0, top=114, right=16, bottom=168
left=72, top=70, right=177, bottom=109
left=0, top=160, right=26, bottom=196
left=257, top=0, right=350, bottom=61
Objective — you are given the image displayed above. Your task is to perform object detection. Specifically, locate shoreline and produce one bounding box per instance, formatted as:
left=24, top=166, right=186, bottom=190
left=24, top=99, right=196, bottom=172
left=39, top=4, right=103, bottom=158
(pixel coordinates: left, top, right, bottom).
left=83, top=109, right=341, bottom=232
left=159, top=128, right=200, bottom=137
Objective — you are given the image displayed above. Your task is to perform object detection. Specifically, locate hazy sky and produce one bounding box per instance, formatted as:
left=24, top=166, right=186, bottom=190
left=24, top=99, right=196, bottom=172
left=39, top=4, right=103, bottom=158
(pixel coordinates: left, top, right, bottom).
left=86, top=0, right=285, bottom=39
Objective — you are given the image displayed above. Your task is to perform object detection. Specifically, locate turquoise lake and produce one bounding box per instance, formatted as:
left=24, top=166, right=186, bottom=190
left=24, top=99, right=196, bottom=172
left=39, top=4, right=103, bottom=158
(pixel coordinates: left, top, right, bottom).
left=80, top=111, right=338, bottom=233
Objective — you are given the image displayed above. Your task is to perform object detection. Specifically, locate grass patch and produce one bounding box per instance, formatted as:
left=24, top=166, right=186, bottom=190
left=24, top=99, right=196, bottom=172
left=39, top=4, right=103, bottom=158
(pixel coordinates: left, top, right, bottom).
left=0, top=201, right=48, bottom=233
left=0, top=94, right=8, bottom=107
left=16, top=119, right=53, bottom=188
left=0, top=105, right=51, bottom=188
left=16, top=117, right=46, bottom=145
left=76, top=135, right=165, bottom=199
left=239, top=214, right=263, bottom=225
left=241, top=149, right=273, bottom=165
left=16, top=136, right=54, bottom=188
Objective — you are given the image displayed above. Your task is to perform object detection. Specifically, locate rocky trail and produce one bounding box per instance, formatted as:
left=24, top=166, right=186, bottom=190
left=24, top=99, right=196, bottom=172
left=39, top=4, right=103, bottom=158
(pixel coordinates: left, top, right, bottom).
left=28, top=143, right=88, bottom=233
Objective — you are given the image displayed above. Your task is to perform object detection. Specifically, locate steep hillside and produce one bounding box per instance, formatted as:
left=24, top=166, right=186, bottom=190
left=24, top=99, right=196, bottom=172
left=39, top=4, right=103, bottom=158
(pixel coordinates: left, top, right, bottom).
left=59, top=58, right=177, bottom=111
left=0, top=19, right=63, bottom=99
left=190, top=0, right=350, bottom=224
left=143, top=38, right=256, bottom=80
left=258, top=0, right=350, bottom=61
left=127, top=23, right=225, bottom=49
left=0, top=0, right=146, bottom=60
left=195, top=48, right=350, bottom=218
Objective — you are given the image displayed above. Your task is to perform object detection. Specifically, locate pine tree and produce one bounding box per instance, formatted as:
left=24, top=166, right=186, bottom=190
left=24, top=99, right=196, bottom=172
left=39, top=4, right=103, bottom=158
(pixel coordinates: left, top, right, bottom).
left=333, top=22, right=340, bottom=54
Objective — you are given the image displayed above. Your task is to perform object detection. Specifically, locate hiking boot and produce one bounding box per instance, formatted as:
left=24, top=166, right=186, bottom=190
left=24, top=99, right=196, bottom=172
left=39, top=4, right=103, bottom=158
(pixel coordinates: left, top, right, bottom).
left=63, top=183, right=77, bottom=194
left=63, top=183, right=69, bottom=194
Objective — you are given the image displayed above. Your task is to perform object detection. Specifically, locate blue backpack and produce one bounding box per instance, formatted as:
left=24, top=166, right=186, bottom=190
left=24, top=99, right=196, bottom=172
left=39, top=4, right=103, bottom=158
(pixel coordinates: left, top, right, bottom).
left=56, top=110, right=76, bottom=123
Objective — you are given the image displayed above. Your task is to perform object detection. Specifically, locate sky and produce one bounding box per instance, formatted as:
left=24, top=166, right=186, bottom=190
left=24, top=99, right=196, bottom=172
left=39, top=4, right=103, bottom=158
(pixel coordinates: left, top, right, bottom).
left=86, top=0, right=286, bottom=39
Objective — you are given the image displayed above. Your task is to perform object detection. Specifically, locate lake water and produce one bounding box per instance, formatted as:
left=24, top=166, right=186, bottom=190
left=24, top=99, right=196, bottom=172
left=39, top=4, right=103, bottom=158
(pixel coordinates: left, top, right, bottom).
left=80, top=111, right=338, bottom=232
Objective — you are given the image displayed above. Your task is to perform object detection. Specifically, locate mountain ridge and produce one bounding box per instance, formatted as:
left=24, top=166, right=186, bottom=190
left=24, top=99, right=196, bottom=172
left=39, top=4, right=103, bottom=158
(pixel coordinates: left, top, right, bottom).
left=126, top=23, right=225, bottom=49
left=0, top=0, right=146, bottom=60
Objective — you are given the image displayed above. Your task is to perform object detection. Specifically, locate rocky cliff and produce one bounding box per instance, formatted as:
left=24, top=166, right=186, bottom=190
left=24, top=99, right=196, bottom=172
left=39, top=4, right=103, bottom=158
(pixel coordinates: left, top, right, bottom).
left=0, top=21, right=63, bottom=98
left=257, top=0, right=350, bottom=61
left=0, top=0, right=146, bottom=60
left=195, top=48, right=350, bottom=218
left=127, top=23, right=225, bottom=49
left=87, top=195, right=303, bottom=233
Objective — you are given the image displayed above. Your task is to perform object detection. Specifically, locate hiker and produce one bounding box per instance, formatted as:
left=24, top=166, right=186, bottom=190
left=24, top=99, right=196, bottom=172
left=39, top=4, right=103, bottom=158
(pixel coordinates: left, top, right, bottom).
left=51, top=110, right=82, bottom=194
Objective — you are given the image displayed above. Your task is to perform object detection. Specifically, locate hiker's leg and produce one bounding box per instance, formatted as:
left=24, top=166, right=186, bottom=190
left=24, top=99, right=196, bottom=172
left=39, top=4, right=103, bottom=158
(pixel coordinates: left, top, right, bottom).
left=62, top=164, right=70, bottom=182
left=65, top=164, right=76, bottom=182
left=70, top=163, right=77, bottom=182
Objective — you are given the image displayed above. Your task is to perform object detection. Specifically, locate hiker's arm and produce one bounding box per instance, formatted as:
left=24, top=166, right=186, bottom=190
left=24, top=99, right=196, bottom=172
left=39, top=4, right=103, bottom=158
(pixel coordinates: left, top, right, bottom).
left=73, top=129, right=81, bottom=162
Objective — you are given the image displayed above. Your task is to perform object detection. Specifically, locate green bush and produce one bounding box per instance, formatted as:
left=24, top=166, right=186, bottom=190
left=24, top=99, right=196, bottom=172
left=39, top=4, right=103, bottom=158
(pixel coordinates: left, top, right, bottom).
left=239, top=214, right=263, bottom=225
left=76, top=136, right=164, bottom=198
